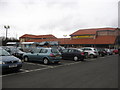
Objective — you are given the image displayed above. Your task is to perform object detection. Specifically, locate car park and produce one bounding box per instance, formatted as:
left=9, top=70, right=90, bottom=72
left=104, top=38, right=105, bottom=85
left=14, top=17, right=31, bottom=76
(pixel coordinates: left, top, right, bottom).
left=0, top=47, right=22, bottom=73
left=80, top=47, right=99, bottom=58
left=23, top=48, right=62, bottom=64
left=61, top=48, right=85, bottom=61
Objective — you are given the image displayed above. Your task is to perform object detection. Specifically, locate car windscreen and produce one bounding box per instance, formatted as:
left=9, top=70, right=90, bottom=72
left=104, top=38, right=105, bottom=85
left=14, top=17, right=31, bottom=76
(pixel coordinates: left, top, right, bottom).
left=94, top=49, right=98, bottom=51
left=51, top=49, right=60, bottom=53
left=78, top=49, right=83, bottom=52
left=0, top=49, right=11, bottom=56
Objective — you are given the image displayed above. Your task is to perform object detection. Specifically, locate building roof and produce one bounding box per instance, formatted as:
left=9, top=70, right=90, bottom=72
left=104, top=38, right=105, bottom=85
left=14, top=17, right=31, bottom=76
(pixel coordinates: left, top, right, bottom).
left=61, top=36, right=116, bottom=45
left=70, top=28, right=117, bottom=36
left=20, top=34, right=57, bottom=39
left=25, top=36, right=116, bottom=45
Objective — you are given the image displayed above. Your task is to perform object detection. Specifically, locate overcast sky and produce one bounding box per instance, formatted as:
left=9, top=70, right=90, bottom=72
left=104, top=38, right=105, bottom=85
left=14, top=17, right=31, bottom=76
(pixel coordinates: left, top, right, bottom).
left=0, top=0, right=119, bottom=38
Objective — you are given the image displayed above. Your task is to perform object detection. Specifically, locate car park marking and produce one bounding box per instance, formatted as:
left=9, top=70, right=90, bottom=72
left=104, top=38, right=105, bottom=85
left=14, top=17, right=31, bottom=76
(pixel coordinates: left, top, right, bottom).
left=23, top=62, right=53, bottom=68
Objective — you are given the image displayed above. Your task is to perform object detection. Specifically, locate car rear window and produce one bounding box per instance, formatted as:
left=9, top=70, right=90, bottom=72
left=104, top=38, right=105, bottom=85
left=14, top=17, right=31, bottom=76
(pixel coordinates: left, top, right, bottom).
left=51, top=49, right=59, bottom=53
left=40, top=49, right=48, bottom=53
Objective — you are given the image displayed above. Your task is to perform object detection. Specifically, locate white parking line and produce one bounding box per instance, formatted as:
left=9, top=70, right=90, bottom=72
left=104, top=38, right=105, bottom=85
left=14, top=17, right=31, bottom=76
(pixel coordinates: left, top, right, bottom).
left=23, top=62, right=53, bottom=68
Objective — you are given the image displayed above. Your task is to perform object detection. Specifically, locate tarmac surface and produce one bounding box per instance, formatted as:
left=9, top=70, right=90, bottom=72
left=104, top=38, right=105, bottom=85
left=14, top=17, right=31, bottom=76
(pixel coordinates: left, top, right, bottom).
left=2, top=55, right=118, bottom=88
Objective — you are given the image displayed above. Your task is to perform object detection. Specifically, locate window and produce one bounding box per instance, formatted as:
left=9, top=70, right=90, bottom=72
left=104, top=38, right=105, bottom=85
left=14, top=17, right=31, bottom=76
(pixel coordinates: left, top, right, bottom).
left=51, top=49, right=59, bottom=53
left=40, top=49, right=48, bottom=53
left=73, top=49, right=80, bottom=53
left=68, top=49, right=74, bottom=53
left=62, top=49, right=68, bottom=53
left=32, top=48, right=41, bottom=53
left=84, top=48, right=92, bottom=50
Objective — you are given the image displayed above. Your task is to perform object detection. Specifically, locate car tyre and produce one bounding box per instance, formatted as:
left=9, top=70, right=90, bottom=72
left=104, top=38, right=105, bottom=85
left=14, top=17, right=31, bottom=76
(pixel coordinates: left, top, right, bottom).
left=43, top=58, right=49, bottom=65
left=73, top=56, right=79, bottom=61
left=24, top=56, right=29, bottom=62
left=89, top=54, right=94, bottom=58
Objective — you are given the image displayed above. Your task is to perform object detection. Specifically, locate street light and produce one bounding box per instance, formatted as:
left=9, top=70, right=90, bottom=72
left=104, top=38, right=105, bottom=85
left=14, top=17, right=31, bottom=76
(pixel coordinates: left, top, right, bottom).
left=63, top=35, right=67, bottom=47
left=4, top=25, right=10, bottom=44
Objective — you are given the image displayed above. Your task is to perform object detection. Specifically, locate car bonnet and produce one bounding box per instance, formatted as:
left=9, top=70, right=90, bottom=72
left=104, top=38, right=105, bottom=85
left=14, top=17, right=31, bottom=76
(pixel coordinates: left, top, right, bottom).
left=0, top=55, right=20, bottom=62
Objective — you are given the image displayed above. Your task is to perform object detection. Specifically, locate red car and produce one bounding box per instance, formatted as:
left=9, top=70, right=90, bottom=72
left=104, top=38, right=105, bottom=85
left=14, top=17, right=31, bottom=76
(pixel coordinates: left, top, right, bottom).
left=113, top=49, right=119, bottom=54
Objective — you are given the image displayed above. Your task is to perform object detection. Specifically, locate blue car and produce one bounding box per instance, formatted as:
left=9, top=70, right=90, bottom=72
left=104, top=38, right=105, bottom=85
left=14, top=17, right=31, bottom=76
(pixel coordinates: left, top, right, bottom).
left=23, top=48, right=62, bottom=64
left=0, top=48, right=22, bottom=73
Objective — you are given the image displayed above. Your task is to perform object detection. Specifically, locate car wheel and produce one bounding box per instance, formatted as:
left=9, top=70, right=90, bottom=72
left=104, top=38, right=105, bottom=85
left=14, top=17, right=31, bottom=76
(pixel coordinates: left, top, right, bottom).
left=85, top=55, right=88, bottom=59
left=43, top=58, right=49, bottom=65
left=24, top=56, right=29, bottom=62
left=73, top=56, right=79, bottom=61
left=89, top=54, right=94, bottom=58
left=99, top=53, right=102, bottom=57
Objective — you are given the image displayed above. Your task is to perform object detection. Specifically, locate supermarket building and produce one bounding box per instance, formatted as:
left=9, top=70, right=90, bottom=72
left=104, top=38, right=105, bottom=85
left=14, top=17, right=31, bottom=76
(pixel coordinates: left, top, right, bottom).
left=19, top=27, right=120, bottom=48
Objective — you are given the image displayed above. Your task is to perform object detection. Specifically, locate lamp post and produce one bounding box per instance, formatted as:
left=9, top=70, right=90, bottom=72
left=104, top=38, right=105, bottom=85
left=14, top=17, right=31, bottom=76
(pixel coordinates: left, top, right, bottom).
left=63, top=35, right=67, bottom=47
left=4, top=25, right=10, bottom=45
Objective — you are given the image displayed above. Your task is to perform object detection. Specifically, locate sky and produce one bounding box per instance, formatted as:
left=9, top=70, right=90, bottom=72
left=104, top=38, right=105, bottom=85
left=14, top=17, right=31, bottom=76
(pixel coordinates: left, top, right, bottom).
left=0, top=0, right=119, bottom=39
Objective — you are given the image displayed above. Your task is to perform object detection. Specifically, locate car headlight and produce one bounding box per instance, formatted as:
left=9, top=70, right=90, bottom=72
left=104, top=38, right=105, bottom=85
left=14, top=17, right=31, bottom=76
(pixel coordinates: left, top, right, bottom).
left=0, top=61, right=5, bottom=64
left=18, top=60, right=22, bottom=63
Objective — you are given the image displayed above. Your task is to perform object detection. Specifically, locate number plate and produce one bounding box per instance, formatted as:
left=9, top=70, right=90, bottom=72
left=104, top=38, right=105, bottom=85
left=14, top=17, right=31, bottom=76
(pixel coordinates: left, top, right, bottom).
left=9, top=64, right=17, bottom=68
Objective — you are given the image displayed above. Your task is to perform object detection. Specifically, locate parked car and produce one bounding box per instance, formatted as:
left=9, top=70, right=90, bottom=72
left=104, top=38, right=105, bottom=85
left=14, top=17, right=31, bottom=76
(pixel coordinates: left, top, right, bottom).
left=112, top=49, right=119, bottom=54
left=14, top=49, right=25, bottom=59
left=104, top=48, right=113, bottom=55
left=5, top=47, right=25, bottom=59
left=23, top=48, right=62, bottom=64
left=97, top=48, right=107, bottom=57
left=0, top=47, right=22, bottom=73
left=80, top=47, right=99, bottom=58
left=51, top=46, right=65, bottom=53
left=61, top=48, right=85, bottom=61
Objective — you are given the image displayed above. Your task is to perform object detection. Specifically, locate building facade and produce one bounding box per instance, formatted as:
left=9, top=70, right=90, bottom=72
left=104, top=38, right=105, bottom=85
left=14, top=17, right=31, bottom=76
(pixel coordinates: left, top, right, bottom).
left=19, top=28, right=120, bottom=48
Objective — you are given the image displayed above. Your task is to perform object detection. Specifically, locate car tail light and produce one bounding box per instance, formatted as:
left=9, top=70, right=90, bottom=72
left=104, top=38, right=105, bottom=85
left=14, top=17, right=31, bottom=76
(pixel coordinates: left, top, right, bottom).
left=50, top=53, right=55, bottom=57
left=81, top=52, right=84, bottom=55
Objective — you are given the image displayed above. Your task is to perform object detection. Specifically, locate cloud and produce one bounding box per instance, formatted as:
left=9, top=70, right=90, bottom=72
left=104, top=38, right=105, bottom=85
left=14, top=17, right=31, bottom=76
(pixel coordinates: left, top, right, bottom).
left=0, top=0, right=119, bottom=38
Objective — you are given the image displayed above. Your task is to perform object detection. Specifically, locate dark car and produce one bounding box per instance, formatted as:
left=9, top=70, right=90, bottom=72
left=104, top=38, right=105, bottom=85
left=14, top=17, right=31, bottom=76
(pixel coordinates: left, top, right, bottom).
left=5, top=47, right=25, bottom=59
left=0, top=48, right=22, bottom=73
left=104, top=48, right=113, bottom=55
left=97, top=48, right=107, bottom=57
left=13, top=49, right=25, bottom=59
left=61, top=48, right=85, bottom=61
